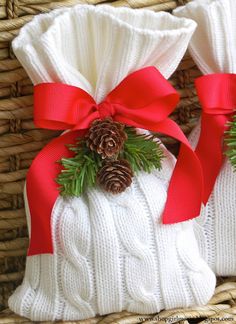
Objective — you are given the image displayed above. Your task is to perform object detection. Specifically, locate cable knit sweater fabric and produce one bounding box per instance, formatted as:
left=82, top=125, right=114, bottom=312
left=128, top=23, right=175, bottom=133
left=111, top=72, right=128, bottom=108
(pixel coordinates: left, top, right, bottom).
left=9, top=5, right=215, bottom=321
left=174, top=0, right=236, bottom=276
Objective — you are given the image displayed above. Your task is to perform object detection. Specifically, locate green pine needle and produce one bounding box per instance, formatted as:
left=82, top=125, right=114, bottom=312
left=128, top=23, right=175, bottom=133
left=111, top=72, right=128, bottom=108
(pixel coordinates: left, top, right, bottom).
left=56, top=139, right=102, bottom=196
left=122, top=127, right=164, bottom=173
left=225, top=114, right=236, bottom=171
left=56, top=127, right=164, bottom=197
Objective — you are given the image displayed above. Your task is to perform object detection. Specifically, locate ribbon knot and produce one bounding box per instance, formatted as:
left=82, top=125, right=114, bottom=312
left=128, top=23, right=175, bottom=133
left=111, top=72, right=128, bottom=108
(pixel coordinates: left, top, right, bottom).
left=27, top=67, right=203, bottom=256
left=195, top=73, right=236, bottom=204
left=98, top=101, right=115, bottom=119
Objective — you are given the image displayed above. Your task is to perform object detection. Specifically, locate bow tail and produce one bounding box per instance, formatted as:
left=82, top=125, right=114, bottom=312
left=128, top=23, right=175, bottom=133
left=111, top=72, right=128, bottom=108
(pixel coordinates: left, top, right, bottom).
left=26, top=131, right=83, bottom=256
left=26, top=119, right=203, bottom=255
left=152, top=118, right=204, bottom=224
left=195, top=113, right=229, bottom=204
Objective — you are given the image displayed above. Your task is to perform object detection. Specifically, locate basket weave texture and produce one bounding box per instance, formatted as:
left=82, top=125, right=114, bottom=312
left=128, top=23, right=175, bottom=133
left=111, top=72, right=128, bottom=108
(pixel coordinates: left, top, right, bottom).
left=0, top=0, right=235, bottom=323
left=1, top=278, right=236, bottom=323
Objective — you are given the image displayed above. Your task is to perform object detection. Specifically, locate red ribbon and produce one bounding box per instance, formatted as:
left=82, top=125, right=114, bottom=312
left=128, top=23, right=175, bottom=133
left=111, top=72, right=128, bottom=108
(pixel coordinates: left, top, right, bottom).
left=195, top=73, right=236, bottom=204
left=27, top=67, right=203, bottom=256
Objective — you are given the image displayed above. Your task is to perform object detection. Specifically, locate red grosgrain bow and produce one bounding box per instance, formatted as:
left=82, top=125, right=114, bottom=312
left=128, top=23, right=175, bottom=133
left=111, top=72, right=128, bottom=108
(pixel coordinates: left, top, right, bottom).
left=195, top=74, right=236, bottom=204
left=27, top=66, right=203, bottom=256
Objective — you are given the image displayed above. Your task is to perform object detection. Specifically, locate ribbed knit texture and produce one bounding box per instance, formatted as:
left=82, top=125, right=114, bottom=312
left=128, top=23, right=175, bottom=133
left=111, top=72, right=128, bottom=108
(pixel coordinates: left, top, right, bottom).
left=174, top=0, right=236, bottom=276
left=9, top=5, right=215, bottom=320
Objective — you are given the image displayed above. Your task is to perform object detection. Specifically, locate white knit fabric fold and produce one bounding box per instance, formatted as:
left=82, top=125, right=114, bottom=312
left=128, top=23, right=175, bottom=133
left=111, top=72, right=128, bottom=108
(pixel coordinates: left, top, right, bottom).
left=174, top=0, right=236, bottom=276
left=9, top=5, right=215, bottom=321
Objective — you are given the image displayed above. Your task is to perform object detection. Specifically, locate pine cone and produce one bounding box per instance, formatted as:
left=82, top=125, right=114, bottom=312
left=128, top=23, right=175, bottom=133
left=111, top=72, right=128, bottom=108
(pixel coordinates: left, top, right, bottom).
left=86, top=118, right=127, bottom=159
left=97, top=159, right=133, bottom=194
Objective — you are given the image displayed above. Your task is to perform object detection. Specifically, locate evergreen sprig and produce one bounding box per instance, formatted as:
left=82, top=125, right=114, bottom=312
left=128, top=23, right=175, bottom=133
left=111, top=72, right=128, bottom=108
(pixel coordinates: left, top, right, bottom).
left=57, top=139, right=102, bottom=196
left=56, top=126, right=164, bottom=197
left=122, top=127, right=164, bottom=173
left=225, top=115, right=236, bottom=171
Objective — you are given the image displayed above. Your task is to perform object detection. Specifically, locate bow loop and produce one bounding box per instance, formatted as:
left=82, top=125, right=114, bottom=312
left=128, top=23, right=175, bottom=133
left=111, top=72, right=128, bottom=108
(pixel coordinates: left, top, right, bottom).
left=196, top=74, right=236, bottom=115
left=34, top=82, right=97, bottom=130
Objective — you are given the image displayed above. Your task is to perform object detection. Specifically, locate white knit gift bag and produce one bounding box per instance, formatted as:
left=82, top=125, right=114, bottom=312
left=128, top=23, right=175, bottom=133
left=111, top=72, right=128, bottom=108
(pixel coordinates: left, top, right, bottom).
left=175, top=0, right=236, bottom=276
left=9, top=5, right=215, bottom=321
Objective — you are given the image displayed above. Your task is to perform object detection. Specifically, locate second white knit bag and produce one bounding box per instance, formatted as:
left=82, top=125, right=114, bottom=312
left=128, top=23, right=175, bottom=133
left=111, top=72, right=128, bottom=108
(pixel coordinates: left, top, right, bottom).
left=175, top=0, right=236, bottom=276
left=9, top=5, right=215, bottom=321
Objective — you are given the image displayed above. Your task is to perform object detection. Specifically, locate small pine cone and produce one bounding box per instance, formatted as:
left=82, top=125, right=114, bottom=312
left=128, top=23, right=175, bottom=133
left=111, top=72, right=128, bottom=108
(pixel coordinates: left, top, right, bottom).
left=86, top=118, right=127, bottom=159
left=97, top=159, right=133, bottom=194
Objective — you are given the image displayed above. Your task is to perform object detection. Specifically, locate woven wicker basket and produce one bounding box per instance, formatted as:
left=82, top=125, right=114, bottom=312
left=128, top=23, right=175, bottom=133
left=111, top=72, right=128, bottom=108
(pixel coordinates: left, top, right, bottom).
left=0, top=0, right=235, bottom=323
